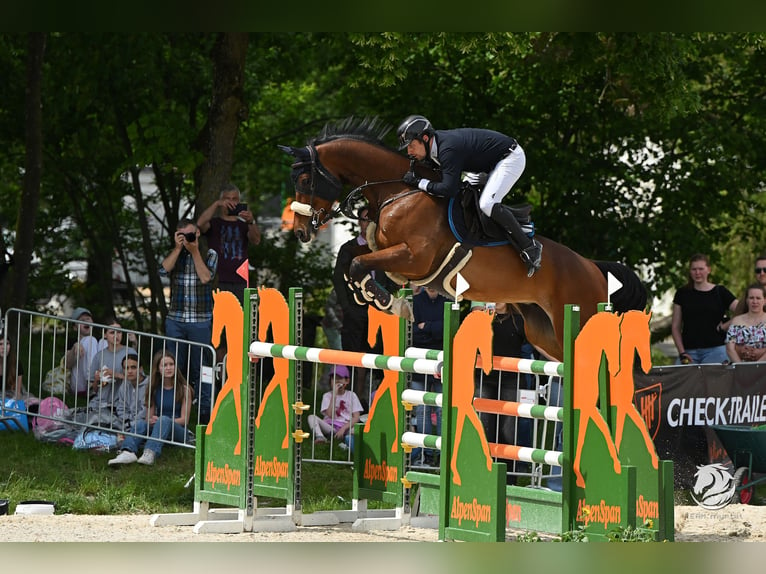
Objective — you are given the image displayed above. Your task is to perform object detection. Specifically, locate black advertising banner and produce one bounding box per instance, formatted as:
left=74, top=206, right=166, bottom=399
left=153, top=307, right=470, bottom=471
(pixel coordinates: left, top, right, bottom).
left=633, top=363, right=766, bottom=487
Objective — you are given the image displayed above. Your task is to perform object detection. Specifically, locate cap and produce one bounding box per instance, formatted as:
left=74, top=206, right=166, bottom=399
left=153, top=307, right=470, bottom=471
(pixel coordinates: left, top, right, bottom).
left=71, top=307, right=92, bottom=321
left=332, top=364, right=350, bottom=379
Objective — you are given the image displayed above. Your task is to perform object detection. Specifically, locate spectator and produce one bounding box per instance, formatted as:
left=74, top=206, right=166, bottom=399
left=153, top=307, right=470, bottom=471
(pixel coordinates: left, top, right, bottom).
left=671, top=253, right=738, bottom=364
left=85, top=319, right=132, bottom=427
left=197, top=183, right=261, bottom=305
left=332, top=206, right=398, bottom=385
left=1, top=336, right=35, bottom=404
left=726, top=283, right=766, bottom=363
left=321, top=288, right=343, bottom=351
left=409, top=286, right=449, bottom=466
left=160, top=218, right=218, bottom=424
left=112, top=352, right=149, bottom=431
left=65, top=307, right=103, bottom=397
left=733, top=254, right=766, bottom=315
left=108, top=351, right=193, bottom=466
left=307, top=364, right=363, bottom=450
left=474, top=302, right=533, bottom=484
left=87, top=318, right=131, bottom=395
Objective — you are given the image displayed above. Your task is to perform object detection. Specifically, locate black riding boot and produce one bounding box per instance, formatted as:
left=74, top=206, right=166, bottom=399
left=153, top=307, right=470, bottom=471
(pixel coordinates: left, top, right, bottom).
left=490, top=203, right=543, bottom=277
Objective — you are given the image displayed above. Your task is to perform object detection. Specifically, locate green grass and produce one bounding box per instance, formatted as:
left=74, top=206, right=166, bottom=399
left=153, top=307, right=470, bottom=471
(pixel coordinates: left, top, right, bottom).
left=0, top=432, right=376, bottom=516
left=6, top=431, right=763, bottom=520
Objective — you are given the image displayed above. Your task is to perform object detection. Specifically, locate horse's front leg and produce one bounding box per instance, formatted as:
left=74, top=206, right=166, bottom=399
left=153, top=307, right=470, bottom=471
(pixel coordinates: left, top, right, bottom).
left=348, top=243, right=418, bottom=319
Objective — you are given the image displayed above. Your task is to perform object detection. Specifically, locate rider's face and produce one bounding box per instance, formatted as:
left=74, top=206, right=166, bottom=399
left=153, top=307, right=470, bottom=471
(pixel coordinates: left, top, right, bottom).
left=406, top=139, right=427, bottom=161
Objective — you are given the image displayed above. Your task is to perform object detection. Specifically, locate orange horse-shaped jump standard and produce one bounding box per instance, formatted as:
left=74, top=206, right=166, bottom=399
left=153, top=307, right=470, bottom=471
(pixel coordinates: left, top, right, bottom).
left=572, top=312, right=623, bottom=489
left=278, top=118, right=647, bottom=362
left=363, top=307, right=402, bottom=453
left=255, top=288, right=291, bottom=449
left=611, top=310, right=659, bottom=469
left=450, top=309, right=495, bottom=486
left=207, top=290, right=244, bottom=455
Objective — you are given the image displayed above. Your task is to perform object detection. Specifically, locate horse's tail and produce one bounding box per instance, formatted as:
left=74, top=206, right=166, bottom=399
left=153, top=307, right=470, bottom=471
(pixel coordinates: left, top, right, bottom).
left=594, top=261, right=648, bottom=313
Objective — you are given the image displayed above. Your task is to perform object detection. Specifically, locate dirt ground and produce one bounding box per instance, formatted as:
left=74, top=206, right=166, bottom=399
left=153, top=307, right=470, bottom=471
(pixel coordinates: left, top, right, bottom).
left=1, top=504, right=764, bottom=542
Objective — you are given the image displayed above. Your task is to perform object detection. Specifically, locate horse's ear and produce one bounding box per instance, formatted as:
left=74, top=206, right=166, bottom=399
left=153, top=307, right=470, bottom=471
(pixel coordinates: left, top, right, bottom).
left=277, top=144, right=297, bottom=156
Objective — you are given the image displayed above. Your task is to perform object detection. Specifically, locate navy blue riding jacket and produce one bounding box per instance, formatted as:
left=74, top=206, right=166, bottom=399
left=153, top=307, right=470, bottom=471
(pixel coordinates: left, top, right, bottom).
left=424, top=128, right=517, bottom=198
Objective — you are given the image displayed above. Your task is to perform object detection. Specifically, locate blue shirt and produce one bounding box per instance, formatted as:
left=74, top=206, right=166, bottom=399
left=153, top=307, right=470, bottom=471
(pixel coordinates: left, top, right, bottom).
left=153, top=386, right=182, bottom=419
left=412, top=290, right=450, bottom=349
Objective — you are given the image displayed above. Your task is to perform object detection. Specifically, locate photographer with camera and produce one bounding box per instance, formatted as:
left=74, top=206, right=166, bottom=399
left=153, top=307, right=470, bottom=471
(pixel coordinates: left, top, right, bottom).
left=197, top=183, right=261, bottom=305
left=160, top=219, right=218, bottom=423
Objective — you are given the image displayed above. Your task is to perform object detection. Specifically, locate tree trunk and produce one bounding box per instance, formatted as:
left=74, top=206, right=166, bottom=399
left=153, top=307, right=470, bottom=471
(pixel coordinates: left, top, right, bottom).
left=128, top=165, right=167, bottom=332
left=194, top=32, right=249, bottom=216
left=5, top=33, right=46, bottom=318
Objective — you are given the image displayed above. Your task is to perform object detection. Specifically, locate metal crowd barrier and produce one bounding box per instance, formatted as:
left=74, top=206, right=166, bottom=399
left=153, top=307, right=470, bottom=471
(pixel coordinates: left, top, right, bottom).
left=0, top=308, right=217, bottom=451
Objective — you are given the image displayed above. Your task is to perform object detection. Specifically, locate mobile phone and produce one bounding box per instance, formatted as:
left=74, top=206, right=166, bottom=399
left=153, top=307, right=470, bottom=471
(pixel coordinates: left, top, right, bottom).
left=229, top=203, right=247, bottom=216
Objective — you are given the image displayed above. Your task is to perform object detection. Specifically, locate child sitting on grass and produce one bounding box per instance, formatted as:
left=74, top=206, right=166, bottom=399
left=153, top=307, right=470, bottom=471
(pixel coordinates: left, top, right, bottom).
left=307, top=364, right=363, bottom=450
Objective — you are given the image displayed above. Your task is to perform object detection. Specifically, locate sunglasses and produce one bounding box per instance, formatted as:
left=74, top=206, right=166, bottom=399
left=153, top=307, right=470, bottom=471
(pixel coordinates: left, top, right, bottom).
left=755, top=267, right=766, bottom=274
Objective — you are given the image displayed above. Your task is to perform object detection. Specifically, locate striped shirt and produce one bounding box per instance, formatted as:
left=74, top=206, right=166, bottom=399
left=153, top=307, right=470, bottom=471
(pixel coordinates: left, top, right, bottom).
left=161, top=248, right=218, bottom=323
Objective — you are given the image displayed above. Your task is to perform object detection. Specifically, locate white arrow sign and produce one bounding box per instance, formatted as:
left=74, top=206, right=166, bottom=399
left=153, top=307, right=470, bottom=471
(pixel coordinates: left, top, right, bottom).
left=607, top=271, right=623, bottom=307
left=455, top=272, right=470, bottom=303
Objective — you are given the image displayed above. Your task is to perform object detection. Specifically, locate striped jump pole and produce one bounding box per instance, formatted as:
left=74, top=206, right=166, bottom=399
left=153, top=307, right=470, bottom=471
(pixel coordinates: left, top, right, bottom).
left=472, top=397, right=563, bottom=422
left=404, top=347, right=564, bottom=377
left=403, top=389, right=562, bottom=423
left=402, top=389, right=564, bottom=465
left=487, top=443, right=563, bottom=467
left=249, top=342, right=441, bottom=377
left=401, top=431, right=442, bottom=451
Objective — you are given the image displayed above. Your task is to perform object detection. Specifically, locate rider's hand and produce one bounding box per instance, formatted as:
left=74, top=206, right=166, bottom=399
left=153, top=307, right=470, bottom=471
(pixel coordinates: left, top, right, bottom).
left=403, top=171, right=421, bottom=187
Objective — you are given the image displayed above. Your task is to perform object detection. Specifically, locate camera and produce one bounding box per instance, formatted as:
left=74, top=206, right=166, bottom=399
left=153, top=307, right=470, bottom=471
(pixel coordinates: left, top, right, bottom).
left=228, top=203, right=247, bottom=216
left=182, top=231, right=197, bottom=242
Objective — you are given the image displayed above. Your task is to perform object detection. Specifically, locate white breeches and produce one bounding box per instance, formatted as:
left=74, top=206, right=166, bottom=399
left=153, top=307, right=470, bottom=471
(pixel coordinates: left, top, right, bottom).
left=478, top=144, right=526, bottom=216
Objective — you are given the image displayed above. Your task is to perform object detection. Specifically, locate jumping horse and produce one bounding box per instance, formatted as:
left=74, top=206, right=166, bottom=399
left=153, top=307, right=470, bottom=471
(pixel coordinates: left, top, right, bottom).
left=278, top=117, right=646, bottom=361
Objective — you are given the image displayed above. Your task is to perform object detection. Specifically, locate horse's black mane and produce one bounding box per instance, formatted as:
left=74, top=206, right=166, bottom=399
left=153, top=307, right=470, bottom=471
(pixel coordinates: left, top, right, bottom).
left=311, top=116, right=392, bottom=149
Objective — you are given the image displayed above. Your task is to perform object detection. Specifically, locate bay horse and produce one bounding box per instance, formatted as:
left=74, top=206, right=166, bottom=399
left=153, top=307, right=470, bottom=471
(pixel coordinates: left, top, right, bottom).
left=278, top=117, right=646, bottom=361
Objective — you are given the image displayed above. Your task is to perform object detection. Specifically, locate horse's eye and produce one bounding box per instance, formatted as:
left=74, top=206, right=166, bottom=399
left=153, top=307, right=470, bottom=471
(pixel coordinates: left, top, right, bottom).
left=296, top=173, right=312, bottom=192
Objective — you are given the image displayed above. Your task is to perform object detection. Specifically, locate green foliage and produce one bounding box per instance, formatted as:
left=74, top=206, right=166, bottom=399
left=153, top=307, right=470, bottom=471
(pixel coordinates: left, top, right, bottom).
left=3, top=32, right=766, bottom=327
left=251, top=230, right=334, bottom=315
left=557, top=525, right=589, bottom=542
left=604, top=520, right=656, bottom=542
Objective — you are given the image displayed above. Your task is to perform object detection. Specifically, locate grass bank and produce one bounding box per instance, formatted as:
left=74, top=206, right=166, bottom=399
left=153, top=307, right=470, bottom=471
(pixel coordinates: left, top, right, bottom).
left=1, top=433, right=359, bottom=515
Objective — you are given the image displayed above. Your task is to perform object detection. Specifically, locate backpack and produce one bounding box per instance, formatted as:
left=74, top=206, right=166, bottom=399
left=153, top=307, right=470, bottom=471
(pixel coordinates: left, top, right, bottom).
left=32, top=396, right=69, bottom=434
left=42, top=358, right=69, bottom=395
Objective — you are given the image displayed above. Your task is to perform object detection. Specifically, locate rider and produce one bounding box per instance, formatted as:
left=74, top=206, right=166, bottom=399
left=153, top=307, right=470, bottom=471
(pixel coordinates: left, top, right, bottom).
left=396, top=114, right=543, bottom=277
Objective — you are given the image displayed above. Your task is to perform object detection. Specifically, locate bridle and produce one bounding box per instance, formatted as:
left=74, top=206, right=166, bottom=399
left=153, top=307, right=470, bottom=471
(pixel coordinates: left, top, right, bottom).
left=289, top=145, right=344, bottom=229
left=290, top=144, right=412, bottom=230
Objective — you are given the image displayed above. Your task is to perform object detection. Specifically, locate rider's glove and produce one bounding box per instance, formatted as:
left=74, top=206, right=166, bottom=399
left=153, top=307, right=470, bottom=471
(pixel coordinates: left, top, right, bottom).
left=403, top=171, right=421, bottom=187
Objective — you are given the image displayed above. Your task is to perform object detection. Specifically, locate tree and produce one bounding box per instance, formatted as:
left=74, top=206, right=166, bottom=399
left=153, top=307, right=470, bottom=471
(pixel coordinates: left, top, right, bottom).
left=4, top=33, right=45, bottom=319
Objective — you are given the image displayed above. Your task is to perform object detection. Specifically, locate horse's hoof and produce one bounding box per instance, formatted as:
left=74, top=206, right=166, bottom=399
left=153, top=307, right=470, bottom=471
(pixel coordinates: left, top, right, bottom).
left=374, top=295, right=393, bottom=312
left=353, top=292, right=366, bottom=306
left=391, top=297, right=413, bottom=321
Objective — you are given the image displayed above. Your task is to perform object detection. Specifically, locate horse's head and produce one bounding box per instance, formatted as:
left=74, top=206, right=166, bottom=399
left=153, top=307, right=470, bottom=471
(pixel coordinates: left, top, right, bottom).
left=278, top=144, right=343, bottom=243
left=619, top=310, right=653, bottom=374
left=278, top=117, right=401, bottom=243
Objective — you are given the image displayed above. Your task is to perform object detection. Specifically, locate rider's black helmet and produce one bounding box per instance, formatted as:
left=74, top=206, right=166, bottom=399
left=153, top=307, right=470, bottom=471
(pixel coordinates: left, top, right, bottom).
left=396, top=115, right=433, bottom=150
